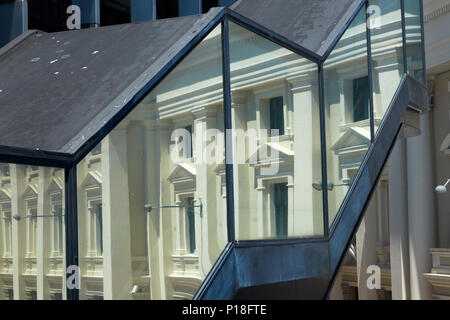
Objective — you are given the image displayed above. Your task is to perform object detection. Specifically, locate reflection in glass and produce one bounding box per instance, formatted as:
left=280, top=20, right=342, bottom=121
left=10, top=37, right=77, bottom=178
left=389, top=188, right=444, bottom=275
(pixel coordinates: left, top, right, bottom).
left=229, top=22, right=323, bottom=240
left=369, top=0, right=404, bottom=135
left=324, top=8, right=370, bottom=227
left=329, top=167, right=392, bottom=300
left=76, top=25, right=227, bottom=300
left=0, top=164, right=66, bottom=300
left=404, top=0, right=425, bottom=83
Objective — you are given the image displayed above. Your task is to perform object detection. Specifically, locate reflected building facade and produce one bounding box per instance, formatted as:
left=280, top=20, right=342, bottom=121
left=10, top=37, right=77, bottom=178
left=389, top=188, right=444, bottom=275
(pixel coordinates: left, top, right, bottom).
left=0, top=0, right=445, bottom=301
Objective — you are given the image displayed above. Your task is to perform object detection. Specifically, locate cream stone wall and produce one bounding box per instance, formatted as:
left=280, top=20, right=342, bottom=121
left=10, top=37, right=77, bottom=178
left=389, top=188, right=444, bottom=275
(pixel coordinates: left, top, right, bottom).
left=0, top=1, right=427, bottom=300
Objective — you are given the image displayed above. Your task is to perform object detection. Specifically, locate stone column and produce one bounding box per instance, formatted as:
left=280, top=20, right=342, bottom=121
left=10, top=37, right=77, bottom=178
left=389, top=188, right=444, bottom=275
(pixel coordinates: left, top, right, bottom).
left=388, top=138, right=410, bottom=300
left=289, top=76, right=322, bottom=236
left=406, top=110, right=437, bottom=300
left=144, top=119, right=171, bottom=299
left=230, top=93, right=249, bottom=239
left=194, top=106, right=220, bottom=276
left=356, top=190, right=378, bottom=300
left=102, top=125, right=133, bottom=300
left=10, top=164, right=26, bottom=299
left=36, top=167, right=51, bottom=300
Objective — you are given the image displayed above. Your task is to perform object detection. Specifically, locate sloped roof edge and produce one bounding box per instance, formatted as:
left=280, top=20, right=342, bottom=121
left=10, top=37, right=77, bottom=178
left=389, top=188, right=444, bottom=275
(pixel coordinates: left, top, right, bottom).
left=67, top=7, right=226, bottom=158
left=0, top=1, right=369, bottom=167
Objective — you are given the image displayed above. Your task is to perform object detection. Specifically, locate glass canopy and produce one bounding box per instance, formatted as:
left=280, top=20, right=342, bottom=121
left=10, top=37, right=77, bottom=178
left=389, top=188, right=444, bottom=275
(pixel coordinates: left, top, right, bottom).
left=0, top=0, right=426, bottom=300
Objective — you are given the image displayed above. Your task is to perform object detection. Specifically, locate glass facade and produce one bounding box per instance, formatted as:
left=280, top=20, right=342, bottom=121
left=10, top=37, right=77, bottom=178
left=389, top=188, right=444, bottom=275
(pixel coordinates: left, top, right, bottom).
left=229, top=22, right=323, bottom=240
left=404, top=0, right=425, bottom=84
left=0, top=0, right=427, bottom=300
left=369, top=0, right=404, bottom=135
left=76, top=25, right=226, bottom=300
left=324, top=7, right=370, bottom=227
left=0, top=164, right=66, bottom=300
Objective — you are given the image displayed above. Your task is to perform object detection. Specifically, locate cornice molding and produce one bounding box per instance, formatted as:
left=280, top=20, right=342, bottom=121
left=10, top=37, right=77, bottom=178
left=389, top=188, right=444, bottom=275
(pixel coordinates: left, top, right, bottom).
left=424, top=2, right=450, bottom=23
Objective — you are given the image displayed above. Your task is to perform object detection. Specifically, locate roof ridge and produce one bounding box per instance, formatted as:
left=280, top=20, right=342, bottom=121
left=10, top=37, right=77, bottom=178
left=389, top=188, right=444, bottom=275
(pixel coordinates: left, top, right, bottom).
left=0, top=29, right=42, bottom=58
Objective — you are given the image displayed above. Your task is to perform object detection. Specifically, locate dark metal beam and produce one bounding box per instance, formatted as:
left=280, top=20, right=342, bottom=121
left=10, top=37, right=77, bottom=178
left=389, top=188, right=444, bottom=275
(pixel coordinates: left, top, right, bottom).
left=318, top=63, right=330, bottom=238
left=325, top=75, right=428, bottom=298
left=65, top=165, right=79, bottom=300
left=0, top=145, right=72, bottom=168
left=221, top=16, right=235, bottom=243
left=321, top=0, right=368, bottom=61
left=226, top=9, right=322, bottom=63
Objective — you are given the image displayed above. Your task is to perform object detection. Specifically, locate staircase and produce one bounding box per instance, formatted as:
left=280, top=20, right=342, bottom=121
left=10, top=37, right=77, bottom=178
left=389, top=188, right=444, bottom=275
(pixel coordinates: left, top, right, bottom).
left=194, top=74, right=428, bottom=300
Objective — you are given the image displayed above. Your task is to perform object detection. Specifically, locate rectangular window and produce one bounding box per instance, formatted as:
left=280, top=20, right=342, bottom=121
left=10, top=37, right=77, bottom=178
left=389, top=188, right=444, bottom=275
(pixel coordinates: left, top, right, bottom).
left=156, top=0, right=179, bottom=18
left=100, top=0, right=131, bottom=26
left=269, top=97, right=284, bottom=136
left=352, top=76, right=369, bottom=122
left=202, top=0, right=218, bottom=13
left=97, top=203, right=103, bottom=255
left=186, top=197, right=196, bottom=254
left=185, top=125, right=193, bottom=158
left=273, top=183, right=288, bottom=238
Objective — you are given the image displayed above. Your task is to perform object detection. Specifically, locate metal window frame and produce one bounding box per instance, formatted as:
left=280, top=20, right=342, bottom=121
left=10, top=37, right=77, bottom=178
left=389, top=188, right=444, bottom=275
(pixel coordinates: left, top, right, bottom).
left=64, top=165, right=79, bottom=300
left=322, top=3, right=374, bottom=234
left=0, top=0, right=428, bottom=300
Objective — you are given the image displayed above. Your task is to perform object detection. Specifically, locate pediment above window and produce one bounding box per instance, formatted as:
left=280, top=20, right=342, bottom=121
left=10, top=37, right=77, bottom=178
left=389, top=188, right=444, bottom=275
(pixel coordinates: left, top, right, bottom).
left=0, top=188, right=11, bottom=203
left=23, top=184, right=38, bottom=201
left=168, top=162, right=197, bottom=185
left=331, top=127, right=371, bottom=156
left=82, top=171, right=102, bottom=190
left=248, top=142, right=294, bottom=167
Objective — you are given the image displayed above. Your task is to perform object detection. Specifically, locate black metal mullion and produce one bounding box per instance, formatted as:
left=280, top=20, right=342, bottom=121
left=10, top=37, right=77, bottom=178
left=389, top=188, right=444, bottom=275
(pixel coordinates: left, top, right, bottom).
left=221, top=17, right=235, bottom=243
left=318, top=63, right=329, bottom=238
left=65, top=165, right=79, bottom=300
left=366, top=1, right=375, bottom=142
left=321, top=0, right=368, bottom=61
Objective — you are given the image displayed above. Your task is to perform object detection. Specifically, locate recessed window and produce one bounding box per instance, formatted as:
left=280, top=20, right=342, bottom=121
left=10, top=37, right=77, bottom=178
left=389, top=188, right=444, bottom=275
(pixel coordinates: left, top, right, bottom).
left=156, top=0, right=179, bottom=19
left=202, top=0, right=218, bottom=13
left=352, top=76, right=369, bottom=122
left=273, top=183, right=288, bottom=239
left=186, top=197, right=196, bottom=254
left=185, top=125, right=193, bottom=159
left=96, top=203, right=103, bottom=255
left=269, top=96, right=285, bottom=136
left=100, top=0, right=131, bottom=26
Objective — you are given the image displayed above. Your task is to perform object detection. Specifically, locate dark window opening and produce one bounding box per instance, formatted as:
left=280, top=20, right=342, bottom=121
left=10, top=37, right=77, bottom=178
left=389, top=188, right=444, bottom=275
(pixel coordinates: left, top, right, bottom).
left=269, top=96, right=285, bottom=136
left=28, top=0, right=72, bottom=33
left=274, top=183, right=288, bottom=239
left=100, top=0, right=131, bottom=26
left=186, top=197, right=196, bottom=254
left=97, top=203, right=103, bottom=255
left=202, top=0, right=218, bottom=13
left=353, top=76, right=369, bottom=122
left=7, top=289, right=13, bottom=300
left=156, top=0, right=178, bottom=19
left=28, top=291, right=37, bottom=300
left=53, top=292, right=63, bottom=300
left=185, top=125, right=193, bottom=158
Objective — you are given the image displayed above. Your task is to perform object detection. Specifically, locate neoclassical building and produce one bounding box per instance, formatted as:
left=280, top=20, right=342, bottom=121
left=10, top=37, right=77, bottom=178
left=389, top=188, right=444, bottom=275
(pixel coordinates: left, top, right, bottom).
left=330, top=0, right=450, bottom=300
left=0, top=0, right=436, bottom=300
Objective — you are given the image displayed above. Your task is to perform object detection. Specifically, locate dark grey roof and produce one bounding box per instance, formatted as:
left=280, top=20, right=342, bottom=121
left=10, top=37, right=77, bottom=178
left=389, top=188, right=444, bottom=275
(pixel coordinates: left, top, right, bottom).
left=0, top=1, right=364, bottom=161
left=231, top=0, right=363, bottom=57
left=0, top=9, right=222, bottom=155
